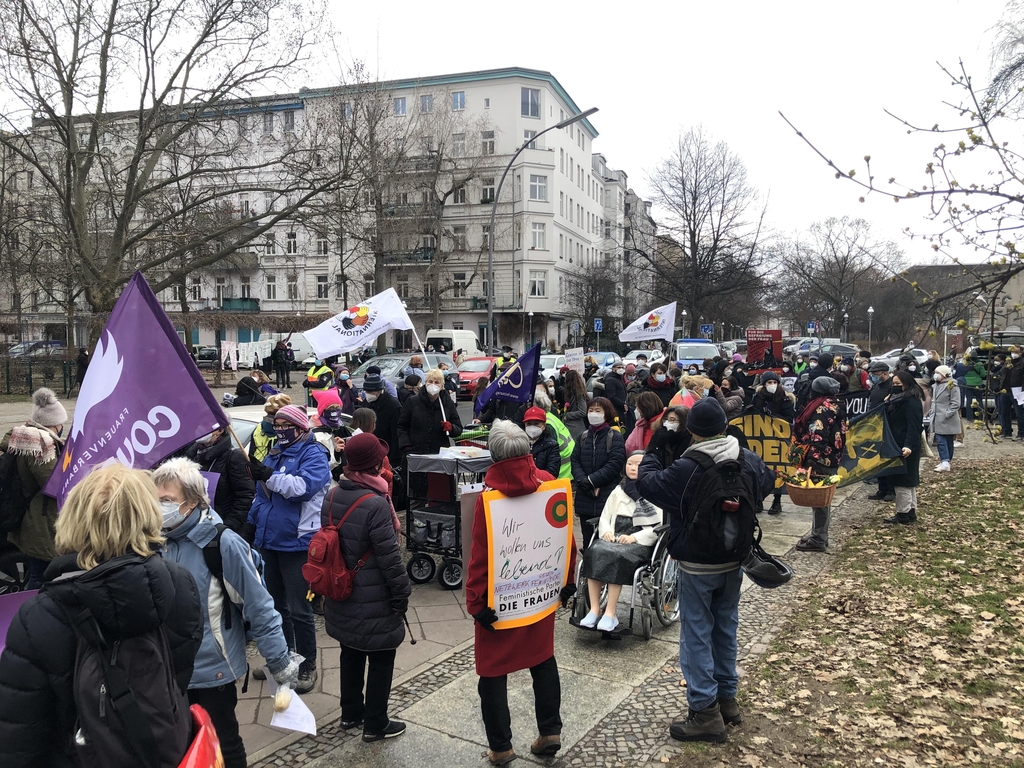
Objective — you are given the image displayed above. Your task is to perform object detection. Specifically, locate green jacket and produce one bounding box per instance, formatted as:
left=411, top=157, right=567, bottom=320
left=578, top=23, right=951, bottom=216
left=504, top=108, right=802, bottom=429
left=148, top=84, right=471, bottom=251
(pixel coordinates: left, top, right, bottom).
left=545, top=413, right=575, bottom=480
left=964, top=361, right=987, bottom=388
left=2, top=423, right=64, bottom=561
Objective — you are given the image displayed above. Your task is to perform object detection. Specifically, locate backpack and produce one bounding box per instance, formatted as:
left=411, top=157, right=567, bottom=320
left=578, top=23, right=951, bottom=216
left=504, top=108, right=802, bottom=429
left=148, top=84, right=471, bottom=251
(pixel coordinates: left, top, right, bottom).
left=202, top=522, right=264, bottom=631
left=0, top=450, right=31, bottom=536
left=55, top=600, right=191, bottom=768
left=302, top=491, right=374, bottom=602
left=794, top=373, right=813, bottom=411
left=682, top=452, right=758, bottom=564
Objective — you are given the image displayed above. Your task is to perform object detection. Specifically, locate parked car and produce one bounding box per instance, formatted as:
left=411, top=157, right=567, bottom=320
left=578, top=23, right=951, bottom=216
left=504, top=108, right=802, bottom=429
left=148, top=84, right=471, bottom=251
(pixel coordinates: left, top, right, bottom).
left=219, top=404, right=349, bottom=451
left=622, top=349, right=664, bottom=366
left=456, top=357, right=498, bottom=398
left=587, top=351, right=622, bottom=369
left=784, top=337, right=841, bottom=355
left=871, top=347, right=928, bottom=369
left=193, top=346, right=220, bottom=368
left=540, top=353, right=567, bottom=382
left=7, top=340, right=65, bottom=358
left=349, top=352, right=456, bottom=391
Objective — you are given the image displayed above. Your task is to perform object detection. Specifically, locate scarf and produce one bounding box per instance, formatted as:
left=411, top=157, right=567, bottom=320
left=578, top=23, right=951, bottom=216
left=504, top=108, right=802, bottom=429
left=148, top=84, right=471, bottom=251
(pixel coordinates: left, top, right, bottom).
left=795, top=396, right=830, bottom=433
left=886, top=387, right=917, bottom=413
left=621, top=479, right=660, bottom=526
left=646, top=375, right=673, bottom=390
left=8, top=421, right=61, bottom=464
left=344, top=468, right=401, bottom=531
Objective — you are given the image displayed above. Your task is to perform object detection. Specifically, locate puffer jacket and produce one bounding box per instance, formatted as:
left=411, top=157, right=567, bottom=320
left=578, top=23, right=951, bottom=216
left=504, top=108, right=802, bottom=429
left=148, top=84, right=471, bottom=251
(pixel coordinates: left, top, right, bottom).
left=186, top=433, right=255, bottom=532
left=2, top=422, right=64, bottom=561
left=397, top=387, right=464, bottom=455
left=247, top=432, right=332, bottom=552
left=931, top=379, right=962, bottom=436
left=321, top=481, right=411, bottom=651
left=603, top=371, right=628, bottom=416
left=964, top=360, right=987, bottom=388
left=0, top=553, right=202, bottom=768
left=366, top=390, right=403, bottom=467
left=570, top=425, right=627, bottom=520
left=163, top=508, right=290, bottom=689
left=714, top=385, right=746, bottom=419
left=529, top=426, right=561, bottom=477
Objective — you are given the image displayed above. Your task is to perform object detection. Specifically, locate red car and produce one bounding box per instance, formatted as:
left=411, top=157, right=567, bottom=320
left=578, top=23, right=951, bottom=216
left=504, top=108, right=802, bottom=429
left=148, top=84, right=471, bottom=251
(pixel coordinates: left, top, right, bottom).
left=456, top=357, right=498, bottom=399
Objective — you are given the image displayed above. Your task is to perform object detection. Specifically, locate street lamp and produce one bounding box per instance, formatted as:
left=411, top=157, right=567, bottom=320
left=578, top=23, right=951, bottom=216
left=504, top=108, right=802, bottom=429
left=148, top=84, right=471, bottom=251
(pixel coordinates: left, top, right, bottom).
left=487, top=106, right=599, bottom=351
left=843, top=312, right=849, bottom=343
left=528, top=310, right=534, bottom=347
left=867, top=306, right=874, bottom=350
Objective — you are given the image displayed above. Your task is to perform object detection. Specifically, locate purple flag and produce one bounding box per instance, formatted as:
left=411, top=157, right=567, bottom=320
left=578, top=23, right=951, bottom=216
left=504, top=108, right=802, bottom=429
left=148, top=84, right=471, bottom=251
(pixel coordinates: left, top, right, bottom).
left=45, top=272, right=228, bottom=507
left=0, top=590, right=37, bottom=655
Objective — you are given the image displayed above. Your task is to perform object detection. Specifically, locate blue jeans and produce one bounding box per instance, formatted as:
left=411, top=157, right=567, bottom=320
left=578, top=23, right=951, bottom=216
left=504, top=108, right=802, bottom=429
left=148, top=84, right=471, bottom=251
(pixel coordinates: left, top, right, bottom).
left=261, top=549, right=317, bottom=664
left=678, top=569, right=742, bottom=711
left=935, top=433, right=954, bottom=463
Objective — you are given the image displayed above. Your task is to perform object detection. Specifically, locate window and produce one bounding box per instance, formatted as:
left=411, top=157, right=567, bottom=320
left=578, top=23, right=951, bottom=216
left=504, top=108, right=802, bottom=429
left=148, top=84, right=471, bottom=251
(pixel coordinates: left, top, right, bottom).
left=262, top=112, right=273, bottom=135
left=531, top=222, right=546, bottom=250
left=396, top=274, right=409, bottom=299
left=283, top=110, right=295, bottom=133
left=264, top=233, right=276, bottom=255
left=452, top=225, right=467, bottom=250
left=316, top=274, right=329, bottom=299
left=484, top=98, right=490, bottom=108
left=452, top=91, right=465, bottom=110
left=342, top=102, right=352, bottom=120
left=394, top=97, right=406, bottom=116
left=239, top=194, right=250, bottom=216
left=559, top=276, right=564, bottom=301
left=316, top=233, right=329, bottom=255
left=286, top=231, right=298, bottom=254
left=529, top=174, right=547, bottom=201
left=237, top=115, right=249, bottom=139
left=419, top=135, right=433, bottom=153
left=287, top=276, right=298, bottom=300
left=452, top=322, right=464, bottom=330
left=215, top=277, right=227, bottom=306
left=421, top=189, right=432, bottom=206
left=559, top=148, right=564, bottom=173
left=363, top=273, right=374, bottom=297
left=361, top=190, right=372, bottom=207
left=263, top=190, right=273, bottom=213
left=171, top=284, right=183, bottom=302
left=420, top=234, right=436, bottom=249
left=559, top=192, right=564, bottom=216
left=524, top=130, right=537, bottom=149
left=453, top=272, right=467, bottom=298
left=265, top=275, right=277, bottom=300
left=26, top=171, right=33, bottom=189
left=604, top=220, right=611, bottom=239
left=481, top=178, right=495, bottom=202
left=452, top=133, right=465, bottom=157
left=189, top=276, right=201, bottom=300
left=240, top=277, right=251, bottom=299
left=521, top=87, right=540, bottom=118
left=481, top=131, right=495, bottom=155
left=453, top=187, right=466, bottom=204
left=420, top=94, right=433, bottom=113
left=559, top=233, right=564, bottom=259
left=395, top=191, right=409, bottom=205
left=482, top=225, right=490, bottom=248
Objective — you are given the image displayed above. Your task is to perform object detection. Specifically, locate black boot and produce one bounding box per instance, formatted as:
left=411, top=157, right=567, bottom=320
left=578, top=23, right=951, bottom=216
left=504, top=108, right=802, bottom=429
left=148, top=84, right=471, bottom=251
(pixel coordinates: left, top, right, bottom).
left=718, top=697, right=742, bottom=726
left=866, top=489, right=887, bottom=500
left=907, top=508, right=917, bottom=522
left=670, top=703, right=728, bottom=743
left=767, top=497, right=783, bottom=515
left=882, top=512, right=913, bottom=525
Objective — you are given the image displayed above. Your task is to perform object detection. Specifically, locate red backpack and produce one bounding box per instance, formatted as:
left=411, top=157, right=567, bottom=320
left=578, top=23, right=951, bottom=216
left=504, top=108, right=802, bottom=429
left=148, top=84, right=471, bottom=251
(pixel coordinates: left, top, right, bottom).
left=303, top=491, right=374, bottom=602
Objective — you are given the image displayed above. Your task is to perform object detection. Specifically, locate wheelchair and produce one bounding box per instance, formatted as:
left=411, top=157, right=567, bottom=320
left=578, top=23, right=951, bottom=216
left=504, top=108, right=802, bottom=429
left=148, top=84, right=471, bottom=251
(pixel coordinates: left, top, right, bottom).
left=568, top=519, right=680, bottom=640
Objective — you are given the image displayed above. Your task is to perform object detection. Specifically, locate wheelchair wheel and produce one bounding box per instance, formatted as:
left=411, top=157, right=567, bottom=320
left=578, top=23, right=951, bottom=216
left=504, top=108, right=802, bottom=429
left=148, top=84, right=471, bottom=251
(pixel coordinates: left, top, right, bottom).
left=407, top=554, right=436, bottom=584
left=572, top=577, right=590, bottom=622
left=437, top=558, right=463, bottom=590
left=654, top=555, right=680, bottom=626
left=641, top=606, right=654, bottom=640
left=0, top=551, right=29, bottom=596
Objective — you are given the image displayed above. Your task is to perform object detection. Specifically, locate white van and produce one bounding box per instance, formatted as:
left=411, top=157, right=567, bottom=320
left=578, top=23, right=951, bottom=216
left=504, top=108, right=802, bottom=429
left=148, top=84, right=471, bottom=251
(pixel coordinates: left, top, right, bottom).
left=424, top=329, right=482, bottom=355
left=268, top=332, right=317, bottom=369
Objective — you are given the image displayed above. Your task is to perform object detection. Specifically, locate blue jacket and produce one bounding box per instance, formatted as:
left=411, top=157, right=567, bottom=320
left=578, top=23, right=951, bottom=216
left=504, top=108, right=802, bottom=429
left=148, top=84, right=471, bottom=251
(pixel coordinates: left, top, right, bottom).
left=637, top=435, right=775, bottom=568
left=163, top=508, right=290, bottom=688
left=247, top=433, right=332, bottom=552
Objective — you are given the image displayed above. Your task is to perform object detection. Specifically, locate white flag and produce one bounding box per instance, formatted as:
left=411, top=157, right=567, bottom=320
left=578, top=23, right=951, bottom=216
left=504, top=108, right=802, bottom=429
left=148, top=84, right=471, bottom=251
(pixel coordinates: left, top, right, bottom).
left=618, top=301, right=677, bottom=343
left=304, top=288, right=414, bottom=357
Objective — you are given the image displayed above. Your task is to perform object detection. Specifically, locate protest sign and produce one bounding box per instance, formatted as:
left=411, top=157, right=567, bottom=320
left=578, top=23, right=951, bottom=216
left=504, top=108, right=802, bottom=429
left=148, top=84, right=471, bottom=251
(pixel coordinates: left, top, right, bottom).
left=564, top=347, right=584, bottom=377
left=729, top=412, right=791, bottom=490
left=619, top=302, right=677, bottom=343
left=840, top=390, right=872, bottom=420
left=746, top=329, right=783, bottom=367
left=476, top=344, right=541, bottom=411
left=483, top=478, right=573, bottom=629
left=836, top=406, right=905, bottom=486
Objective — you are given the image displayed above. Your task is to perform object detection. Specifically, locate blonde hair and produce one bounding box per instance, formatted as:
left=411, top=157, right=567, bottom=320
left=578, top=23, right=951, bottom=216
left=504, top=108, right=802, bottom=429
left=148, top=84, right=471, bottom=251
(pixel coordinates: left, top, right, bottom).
left=253, top=370, right=271, bottom=384
left=265, top=393, right=292, bottom=414
left=425, top=368, right=446, bottom=386
left=55, top=463, right=164, bottom=570
left=151, top=457, right=210, bottom=508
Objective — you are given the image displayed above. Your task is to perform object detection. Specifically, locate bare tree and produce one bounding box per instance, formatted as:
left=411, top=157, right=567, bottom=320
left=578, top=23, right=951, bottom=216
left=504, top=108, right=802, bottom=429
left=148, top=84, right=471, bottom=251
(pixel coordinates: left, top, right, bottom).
left=562, top=270, right=618, bottom=349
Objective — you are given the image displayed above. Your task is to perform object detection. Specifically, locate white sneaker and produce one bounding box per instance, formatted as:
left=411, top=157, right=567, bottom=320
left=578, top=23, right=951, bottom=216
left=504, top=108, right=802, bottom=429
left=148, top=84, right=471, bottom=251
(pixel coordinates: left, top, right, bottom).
left=580, top=612, right=599, bottom=629
left=953, top=441, right=964, bottom=448
left=596, top=614, right=619, bottom=632
left=933, top=461, right=950, bottom=472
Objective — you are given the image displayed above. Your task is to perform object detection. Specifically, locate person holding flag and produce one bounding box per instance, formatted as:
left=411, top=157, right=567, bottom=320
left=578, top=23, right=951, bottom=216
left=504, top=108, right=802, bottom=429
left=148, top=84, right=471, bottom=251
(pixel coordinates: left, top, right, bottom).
left=474, top=344, right=542, bottom=426
left=398, top=369, right=463, bottom=458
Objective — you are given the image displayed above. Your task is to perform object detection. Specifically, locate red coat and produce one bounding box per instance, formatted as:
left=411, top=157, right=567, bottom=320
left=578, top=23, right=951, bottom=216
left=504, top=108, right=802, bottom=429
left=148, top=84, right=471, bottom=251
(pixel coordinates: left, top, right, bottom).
left=466, top=453, right=577, bottom=677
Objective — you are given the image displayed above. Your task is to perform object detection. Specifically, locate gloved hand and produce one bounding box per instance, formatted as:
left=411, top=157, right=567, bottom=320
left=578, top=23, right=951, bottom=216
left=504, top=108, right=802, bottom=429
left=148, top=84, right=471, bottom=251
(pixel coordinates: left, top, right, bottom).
left=269, top=655, right=300, bottom=688
left=559, top=583, right=577, bottom=608
left=247, top=456, right=273, bottom=482
left=441, top=421, right=453, bottom=433
left=240, top=523, right=257, bottom=545
left=391, top=597, right=409, bottom=615
left=472, top=607, right=498, bottom=633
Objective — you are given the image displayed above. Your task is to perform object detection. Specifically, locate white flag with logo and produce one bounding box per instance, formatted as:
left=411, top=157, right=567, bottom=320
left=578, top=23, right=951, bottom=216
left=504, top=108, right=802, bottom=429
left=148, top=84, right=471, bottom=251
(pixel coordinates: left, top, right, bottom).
left=618, top=301, right=677, bottom=343
left=304, top=287, right=415, bottom=357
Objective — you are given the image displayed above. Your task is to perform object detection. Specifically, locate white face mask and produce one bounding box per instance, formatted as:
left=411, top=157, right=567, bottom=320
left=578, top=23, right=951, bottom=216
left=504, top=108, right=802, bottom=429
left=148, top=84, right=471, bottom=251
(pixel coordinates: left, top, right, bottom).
left=724, top=368, right=733, bottom=377
left=1014, top=354, right=1021, bottom=360
left=426, top=384, right=441, bottom=396
left=634, top=408, right=642, bottom=420
left=908, top=365, right=917, bottom=372
left=765, top=383, right=778, bottom=394
left=665, top=421, right=679, bottom=432
left=160, top=500, right=190, bottom=531
left=841, top=365, right=851, bottom=372
left=547, top=385, right=556, bottom=394
left=688, top=369, right=697, bottom=376
left=654, top=373, right=667, bottom=383
left=933, top=373, right=943, bottom=382
left=195, top=432, right=216, bottom=445
left=587, top=412, right=605, bottom=426
left=365, top=392, right=379, bottom=402
left=525, top=425, right=544, bottom=439
left=809, top=362, right=818, bottom=369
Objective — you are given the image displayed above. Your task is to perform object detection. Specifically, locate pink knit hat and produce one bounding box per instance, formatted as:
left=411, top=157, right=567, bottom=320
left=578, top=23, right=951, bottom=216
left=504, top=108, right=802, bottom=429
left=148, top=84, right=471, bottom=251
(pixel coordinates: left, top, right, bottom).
left=274, top=404, right=310, bottom=431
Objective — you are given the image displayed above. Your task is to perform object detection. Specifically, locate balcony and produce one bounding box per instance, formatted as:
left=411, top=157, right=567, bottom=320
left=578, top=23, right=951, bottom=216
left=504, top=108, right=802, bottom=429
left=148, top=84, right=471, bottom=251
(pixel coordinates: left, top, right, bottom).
left=217, top=298, right=261, bottom=312
left=382, top=247, right=435, bottom=267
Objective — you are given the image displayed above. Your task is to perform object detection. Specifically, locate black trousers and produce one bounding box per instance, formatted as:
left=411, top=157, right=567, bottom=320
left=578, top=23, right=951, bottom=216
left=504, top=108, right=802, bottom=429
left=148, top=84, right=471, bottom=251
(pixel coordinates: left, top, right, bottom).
left=477, top=655, right=562, bottom=753
left=188, top=683, right=246, bottom=768
left=340, top=645, right=397, bottom=733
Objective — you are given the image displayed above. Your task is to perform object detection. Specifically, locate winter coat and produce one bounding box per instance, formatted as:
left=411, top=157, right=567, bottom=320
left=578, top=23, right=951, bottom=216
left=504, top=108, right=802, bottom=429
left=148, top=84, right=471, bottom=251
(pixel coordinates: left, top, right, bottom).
left=465, top=454, right=576, bottom=677
left=366, top=390, right=404, bottom=467
left=249, top=418, right=277, bottom=462
left=637, top=436, right=774, bottom=571
left=791, top=398, right=848, bottom=477
left=868, top=376, right=893, bottom=409
left=478, top=397, right=526, bottom=426
left=163, top=508, right=289, bottom=688
left=74, top=352, right=88, bottom=385
left=886, top=392, right=924, bottom=488
left=930, top=380, right=962, bottom=436
left=964, top=361, right=987, bottom=388
left=529, top=426, right=561, bottom=477
left=714, top=386, right=746, bottom=420
left=186, top=434, right=256, bottom=532
left=603, top=371, right=628, bottom=417
left=321, top=480, right=411, bottom=652
left=0, top=553, right=203, bottom=768
left=642, top=376, right=676, bottom=408
left=545, top=413, right=575, bottom=480
left=272, top=346, right=289, bottom=367
left=2, top=423, right=65, bottom=561
left=397, top=387, right=464, bottom=456
left=247, top=432, right=332, bottom=552
left=1009, top=358, right=1024, bottom=389
left=597, top=486, right=662, bottom=547
left=644, top=426, right=691, bottom=469
left=562, top=395, right=588, bottom=440
left=570, top=426, right=627, bottom=522
left=750, top=387, right=797, bottom=422
left=335, top=383, right=359, bottom=415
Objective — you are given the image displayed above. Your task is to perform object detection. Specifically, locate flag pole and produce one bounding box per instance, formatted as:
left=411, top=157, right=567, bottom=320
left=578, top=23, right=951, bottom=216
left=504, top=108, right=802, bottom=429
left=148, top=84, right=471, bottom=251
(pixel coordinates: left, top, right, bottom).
left=410, top=327, right=449, bottom=433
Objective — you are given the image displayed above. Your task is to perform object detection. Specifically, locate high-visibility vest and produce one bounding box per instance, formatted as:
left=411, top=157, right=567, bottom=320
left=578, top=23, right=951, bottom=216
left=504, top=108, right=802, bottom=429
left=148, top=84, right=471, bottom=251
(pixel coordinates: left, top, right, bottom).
left=307, top=364, right=332, bottom=389
left=546, top=413, right=575, bottom=480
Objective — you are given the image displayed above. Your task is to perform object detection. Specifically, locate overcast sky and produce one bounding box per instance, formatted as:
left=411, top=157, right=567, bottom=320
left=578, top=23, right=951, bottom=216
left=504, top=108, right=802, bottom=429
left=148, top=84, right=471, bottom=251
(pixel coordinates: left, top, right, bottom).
left=324, top=0, right=1009, bottom=262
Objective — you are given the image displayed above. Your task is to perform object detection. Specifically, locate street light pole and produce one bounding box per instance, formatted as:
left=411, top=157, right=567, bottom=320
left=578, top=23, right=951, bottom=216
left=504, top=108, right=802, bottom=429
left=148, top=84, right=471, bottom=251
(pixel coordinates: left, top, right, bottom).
left=528, top=310, right=534, bottom=347
left=867, top=306, right=874, bottom=351
left=843, top=312, right=849, bottom=343
left=487, top=106, right=598, bottom=351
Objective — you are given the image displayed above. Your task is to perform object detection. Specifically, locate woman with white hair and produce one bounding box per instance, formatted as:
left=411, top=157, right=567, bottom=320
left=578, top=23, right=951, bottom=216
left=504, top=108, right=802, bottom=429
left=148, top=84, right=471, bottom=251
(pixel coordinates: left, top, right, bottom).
left=465, top=420, right=578, bottom=765
left=930, top=365, right=961, bottom=472
left=154, top=457, right=298, bottom=768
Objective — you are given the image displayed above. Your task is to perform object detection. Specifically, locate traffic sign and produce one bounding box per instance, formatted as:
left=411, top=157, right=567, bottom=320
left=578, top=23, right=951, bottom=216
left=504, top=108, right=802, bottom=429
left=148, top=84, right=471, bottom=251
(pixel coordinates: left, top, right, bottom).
left=806, top=321, right=815, bottom=333
left=572, top=320, right=580, bottom=333
left=594, top=318, right=603, bottom=332
left=700, top=324, right=714, bottom=337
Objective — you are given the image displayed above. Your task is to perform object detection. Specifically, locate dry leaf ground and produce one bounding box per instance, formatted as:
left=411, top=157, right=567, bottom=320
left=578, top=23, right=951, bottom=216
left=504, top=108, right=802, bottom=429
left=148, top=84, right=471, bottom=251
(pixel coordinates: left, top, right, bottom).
left=669, top=457, right=1024, bottom=767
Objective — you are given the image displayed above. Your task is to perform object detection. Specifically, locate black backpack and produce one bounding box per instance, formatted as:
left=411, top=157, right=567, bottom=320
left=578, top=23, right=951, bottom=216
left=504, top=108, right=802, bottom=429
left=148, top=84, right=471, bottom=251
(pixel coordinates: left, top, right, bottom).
left=683, top=452, right=758, bottom=564
left=202, top=522, right=264, bottom=631
left=0, top=451, right=31, bottom=536
left=54, top=599, right=191, bottom=768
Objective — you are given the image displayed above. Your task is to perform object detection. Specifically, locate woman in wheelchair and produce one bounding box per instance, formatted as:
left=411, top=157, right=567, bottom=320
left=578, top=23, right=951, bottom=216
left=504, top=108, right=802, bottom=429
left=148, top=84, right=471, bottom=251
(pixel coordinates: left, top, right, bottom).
left=579, top=452, right=663, bottom=632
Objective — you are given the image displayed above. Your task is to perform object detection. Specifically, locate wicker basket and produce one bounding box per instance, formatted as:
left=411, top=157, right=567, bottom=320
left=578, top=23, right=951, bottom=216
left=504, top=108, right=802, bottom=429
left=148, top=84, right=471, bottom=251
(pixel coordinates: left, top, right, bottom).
left=784, top=482, right=836, bottom=508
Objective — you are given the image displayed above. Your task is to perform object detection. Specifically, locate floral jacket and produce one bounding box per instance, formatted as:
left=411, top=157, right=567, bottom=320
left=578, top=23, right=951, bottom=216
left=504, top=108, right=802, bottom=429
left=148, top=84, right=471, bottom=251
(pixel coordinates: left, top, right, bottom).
left=790, top=397, right=848, bottom=475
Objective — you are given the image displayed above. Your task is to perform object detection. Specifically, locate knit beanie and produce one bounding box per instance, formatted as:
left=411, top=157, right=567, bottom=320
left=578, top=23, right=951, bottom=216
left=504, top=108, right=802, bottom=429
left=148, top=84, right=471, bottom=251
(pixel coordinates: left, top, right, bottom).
left=264, top=394, right=292, bottom=415
left=31, top=388, right=68, bottom=427
left=274, top=404, right=310, bottom=431
left=811, top=376, right=841, bottom=396
left=687, top=397, right=728, bottom=438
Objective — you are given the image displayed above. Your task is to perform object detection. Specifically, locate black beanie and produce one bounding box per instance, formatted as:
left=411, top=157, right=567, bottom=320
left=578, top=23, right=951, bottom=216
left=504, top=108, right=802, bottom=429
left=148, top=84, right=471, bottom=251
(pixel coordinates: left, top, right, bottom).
left=688, top=398, right=728, bottom=438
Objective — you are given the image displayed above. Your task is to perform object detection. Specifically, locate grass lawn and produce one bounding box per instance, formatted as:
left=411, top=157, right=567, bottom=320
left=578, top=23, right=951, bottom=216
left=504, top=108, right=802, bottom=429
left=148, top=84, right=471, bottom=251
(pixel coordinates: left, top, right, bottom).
left=670, top=458, right=1024, bottom=767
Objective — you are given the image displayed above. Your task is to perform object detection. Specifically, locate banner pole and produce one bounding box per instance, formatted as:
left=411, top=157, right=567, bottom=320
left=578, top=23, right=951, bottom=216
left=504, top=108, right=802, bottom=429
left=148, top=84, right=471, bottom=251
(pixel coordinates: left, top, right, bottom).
left=410, top=327, right=449, bottom=431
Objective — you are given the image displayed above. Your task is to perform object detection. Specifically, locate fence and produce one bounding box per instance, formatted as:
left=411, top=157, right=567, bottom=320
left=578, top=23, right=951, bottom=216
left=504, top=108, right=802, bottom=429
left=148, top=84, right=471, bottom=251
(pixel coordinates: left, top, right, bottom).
left=0, top=358, right=78, bottom=397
